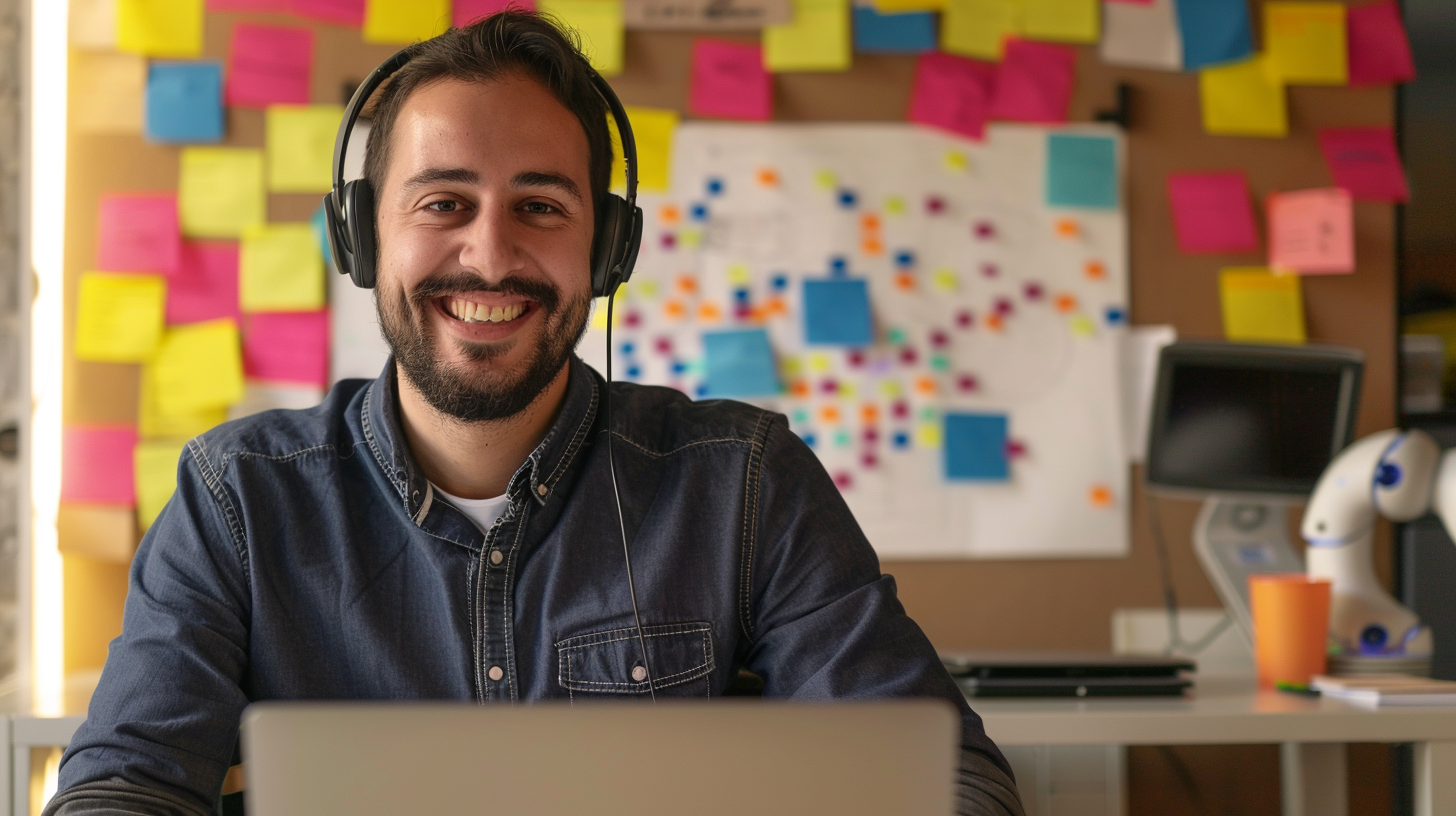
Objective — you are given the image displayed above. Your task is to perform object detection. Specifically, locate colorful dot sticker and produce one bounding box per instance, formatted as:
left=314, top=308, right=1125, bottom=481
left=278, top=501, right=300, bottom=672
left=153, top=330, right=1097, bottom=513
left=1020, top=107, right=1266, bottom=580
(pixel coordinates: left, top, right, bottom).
left=914, top=375, right=937, bottom=395
left=1070, top=315, right=1096, bottom=337
left=860, top=403, right=879, bottom=424
left=706, top=177, right=725, bottom=196
left=985, top=314, right=1004, bottom=332
left=915, top=423, right=942, bottom=448
left=954, top=310, right=974, bottom=329
left=1055, top=218, right=1080, bottom=238
left=808, top=352, right=831, bottom=373
left=837, top=382, right=857, bottom=399
left=884, top=196, right=907, bottom=216
left=820, top=405, right=841, bottom=423
left=956, top=374, right=978, bottom=392
left=837, top=189, right=858, bottom=208
left=1089, top=484, right=1114, bottom=508
left=862, top=237, right=884, bottom=256
left=925, top=195, right=946, bottom=215
left=980, top=263, right=999, bottom=278
left=879, top=380, right=902, bottom=398
left=790, top=379, right=810, bottom=397
left=973, top=220, right=995, bottom=240
left=697, top=302, right=722, bottom=322
left=663, top=299, right=686, bottom=320
left=756, top=167, right=779, bottom=187
left=1084, top=260, right=1107, bottom=281
left=894, top=272, right=915, bottom=291
left=1054, top=293, right=1078, bottom=314
left=886, top=327, right=907, bottom=344
left=861, top=452, right=879, bottom=468
left=833, top=429, right=852, bottom=448
left=860, top=213, right=881, bottom=232
left=690, top=203, right=710, bottom=221
left=659, top=205, right=681, bottom=224
left=932, top=269, right=958, bottom=291
left=727, top=263, right=752, bottom=285
left=891, top=400, right=910, bottom=419
left=814, top=169, right=837, bottom=190
left=660, top=233, right=677, bottom=250
left=892, top=431, right=911, bottom=449
left=1105, top=306, right=1127, bottom=325
left=637, top=279, right=660, bottom=299
left=676, top=274, right=698, bottom=294
left=833, top=471, right=853, bottom=490
left=944, top=150, right=969, bottom=172
left=930, top=355, right=949, bottom=373
left=1022, top=282, right=1044, bottom=301
left=679, top=228, right=702, bottom=248
left=1006, top=439, right=1028, bottom=458
left=792, top=408, right=809, bottom=424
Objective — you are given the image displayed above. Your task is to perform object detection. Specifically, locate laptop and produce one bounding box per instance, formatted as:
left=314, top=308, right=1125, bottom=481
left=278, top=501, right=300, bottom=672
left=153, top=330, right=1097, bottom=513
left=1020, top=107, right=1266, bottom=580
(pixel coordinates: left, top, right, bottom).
left=941, top=651, right=1196, bottom=697
left=242, top=700, right=959, bottom=816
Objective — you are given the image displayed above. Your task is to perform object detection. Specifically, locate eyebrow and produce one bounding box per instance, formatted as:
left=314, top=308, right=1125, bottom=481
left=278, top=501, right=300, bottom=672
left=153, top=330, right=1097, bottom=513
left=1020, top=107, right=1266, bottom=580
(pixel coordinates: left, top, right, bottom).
left=512, top=171, right=583, bottom=205
left=399, top=167, right=479, bottom=194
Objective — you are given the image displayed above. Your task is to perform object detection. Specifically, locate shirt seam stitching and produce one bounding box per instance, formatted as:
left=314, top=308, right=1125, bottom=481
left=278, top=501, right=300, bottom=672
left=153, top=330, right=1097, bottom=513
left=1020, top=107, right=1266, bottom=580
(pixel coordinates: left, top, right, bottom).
left=186, top=437, right=252, bottom=584
left=739, top=411, right=773, bottom=643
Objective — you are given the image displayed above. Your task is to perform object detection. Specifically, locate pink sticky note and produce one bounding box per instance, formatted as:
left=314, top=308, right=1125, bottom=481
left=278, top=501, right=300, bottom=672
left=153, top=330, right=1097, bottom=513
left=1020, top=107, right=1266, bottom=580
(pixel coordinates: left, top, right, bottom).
left=209, top=0, right=291, bottom=10
left=1167, top=172, right=1260, bottom=254
left=1347, top=2, right=1416, bottom=87
left=908, top=52, right=997, bottom=141
left=227, top=24, right=314, bottom=108
left=243, top=311, right=330, bottom=387
left=62, top=426, right=138, bottom=506
left=454, top=0, right=535, bottom=26
left=1318, top=127, right=1408, bottom=202
left=689, top=39, right=771, bottom=122
left=1268, top=188, right=1355, bottom=275
left=168, top=242, right=241, bottom=325
left=988, top=39, right=1077, bottom=125
left=97, top=194, right=182, bottom=275
left=288, top=0, right=365, bottom=26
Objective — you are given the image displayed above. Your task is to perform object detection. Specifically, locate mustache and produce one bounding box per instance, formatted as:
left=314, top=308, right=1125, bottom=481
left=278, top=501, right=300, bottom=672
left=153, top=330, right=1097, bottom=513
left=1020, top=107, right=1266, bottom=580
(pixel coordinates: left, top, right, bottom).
left=409, top=271, right=561, bottom=313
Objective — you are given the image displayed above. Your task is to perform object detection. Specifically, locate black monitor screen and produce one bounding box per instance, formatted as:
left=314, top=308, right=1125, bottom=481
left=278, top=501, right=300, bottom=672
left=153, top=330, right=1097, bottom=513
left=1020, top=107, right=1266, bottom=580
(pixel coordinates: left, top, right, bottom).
left=1146, top=345, right=1361, bottom=497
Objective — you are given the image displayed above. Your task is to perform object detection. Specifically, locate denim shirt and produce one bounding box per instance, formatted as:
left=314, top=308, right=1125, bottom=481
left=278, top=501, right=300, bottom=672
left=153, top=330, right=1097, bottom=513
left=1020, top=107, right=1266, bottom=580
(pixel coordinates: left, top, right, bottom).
left=52, top=357, right=1021, bottom=816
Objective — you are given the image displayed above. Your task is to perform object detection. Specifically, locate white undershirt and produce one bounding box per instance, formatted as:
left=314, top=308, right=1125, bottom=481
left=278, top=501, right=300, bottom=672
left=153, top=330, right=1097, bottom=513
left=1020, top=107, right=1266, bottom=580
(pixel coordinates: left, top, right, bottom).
left=434, top=486, right=512, bottom=534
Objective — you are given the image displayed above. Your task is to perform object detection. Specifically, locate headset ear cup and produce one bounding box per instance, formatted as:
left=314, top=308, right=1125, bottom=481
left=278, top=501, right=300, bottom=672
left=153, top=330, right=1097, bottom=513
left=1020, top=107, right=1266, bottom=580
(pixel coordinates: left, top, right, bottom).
left=323, top=192, right=354, bottom=281
left=591, top=196, right=626, bottom=298
left=343, top=179, right=379, bottom=289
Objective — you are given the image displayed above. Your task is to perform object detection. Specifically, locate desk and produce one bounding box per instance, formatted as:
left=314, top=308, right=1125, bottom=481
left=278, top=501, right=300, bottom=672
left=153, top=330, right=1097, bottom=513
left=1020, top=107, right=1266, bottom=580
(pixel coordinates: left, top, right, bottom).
left=972, top=678, right=1456, bottom=816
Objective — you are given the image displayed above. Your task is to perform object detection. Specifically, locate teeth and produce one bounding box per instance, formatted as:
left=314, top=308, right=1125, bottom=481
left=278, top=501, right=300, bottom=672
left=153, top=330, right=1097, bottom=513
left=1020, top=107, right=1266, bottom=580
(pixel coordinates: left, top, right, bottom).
left=447, top=298, right=525, bottom=323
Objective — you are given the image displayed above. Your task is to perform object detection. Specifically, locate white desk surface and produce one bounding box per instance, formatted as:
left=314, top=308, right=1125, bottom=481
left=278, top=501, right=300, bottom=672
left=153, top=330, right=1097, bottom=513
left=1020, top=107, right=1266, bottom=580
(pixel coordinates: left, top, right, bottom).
left=969, top=677, right=1456, bottom=746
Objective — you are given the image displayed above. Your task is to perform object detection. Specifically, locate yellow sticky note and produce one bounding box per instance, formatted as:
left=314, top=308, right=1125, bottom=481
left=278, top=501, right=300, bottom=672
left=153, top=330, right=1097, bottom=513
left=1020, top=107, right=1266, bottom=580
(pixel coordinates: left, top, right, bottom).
left=179, top=148, right=266, bottom=239
left=873, top=0, right=944, bottom=10
left=1219, top=267, right=1307, bottom=344
left=71, top=0, right=119, bottom=50
left=70, top=52, right=145, bottom=133
left=942, top=0, right=1022, bottom=61
left=540, top=0, right=624, bottom=76
left=1265, top=2, right=1347, bottom=85
left=139, top=363, right=226, bottom=439
left=611, top=107, right=678, bottom=194
left=116, top=0, right=204, bottom=58
left=135, top=438, right=186, bottom=529
left=267, top=105, right=345, bottom=193
left=764, top=0, right=852, bottom=72
left=75, top=272, right=166, bottom=363
left=363, top=0, right=451, bottom=44
left=152, top=319, right=246, bottom=415
left=240, top=224, right=326, bottom=313
left=1200, top=56, right=1288, bottom=138
left=75, top=272, right=165, bottom=361
left=1022, top=0, right=1098, bottom=44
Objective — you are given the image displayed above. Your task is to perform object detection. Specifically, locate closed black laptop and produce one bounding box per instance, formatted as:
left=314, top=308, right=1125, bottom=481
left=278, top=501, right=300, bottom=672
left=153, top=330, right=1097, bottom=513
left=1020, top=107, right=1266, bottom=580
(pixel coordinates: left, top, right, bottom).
left=941, top=651, right=1196, bottom=698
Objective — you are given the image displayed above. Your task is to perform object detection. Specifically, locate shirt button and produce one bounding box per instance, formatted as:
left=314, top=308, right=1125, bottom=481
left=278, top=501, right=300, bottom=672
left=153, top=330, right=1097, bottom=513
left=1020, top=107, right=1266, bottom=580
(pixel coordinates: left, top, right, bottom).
left=631, top=665, right=648, bottom=682
left=488, top=665, right=504, bottom=681
left=537, top=484, right=548, bottom=497
left=489, top=549, right=503, bottom=566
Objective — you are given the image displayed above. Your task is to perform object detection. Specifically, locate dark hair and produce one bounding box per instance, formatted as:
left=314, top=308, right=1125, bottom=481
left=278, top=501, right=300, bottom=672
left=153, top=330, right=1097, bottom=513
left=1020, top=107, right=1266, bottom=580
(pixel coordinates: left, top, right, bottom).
left=361, top=11, right=612, bottom=211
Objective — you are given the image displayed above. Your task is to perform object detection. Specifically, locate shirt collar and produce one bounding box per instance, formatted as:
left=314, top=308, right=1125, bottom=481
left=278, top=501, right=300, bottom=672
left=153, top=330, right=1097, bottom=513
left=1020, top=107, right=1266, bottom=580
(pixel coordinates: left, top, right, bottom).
left=362, top=356, right=601, bottom=522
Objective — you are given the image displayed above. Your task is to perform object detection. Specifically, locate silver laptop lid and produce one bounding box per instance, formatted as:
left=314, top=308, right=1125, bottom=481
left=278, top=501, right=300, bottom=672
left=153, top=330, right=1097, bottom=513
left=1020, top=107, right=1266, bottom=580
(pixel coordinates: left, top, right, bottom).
left=242, top=700, right=958, bottom=816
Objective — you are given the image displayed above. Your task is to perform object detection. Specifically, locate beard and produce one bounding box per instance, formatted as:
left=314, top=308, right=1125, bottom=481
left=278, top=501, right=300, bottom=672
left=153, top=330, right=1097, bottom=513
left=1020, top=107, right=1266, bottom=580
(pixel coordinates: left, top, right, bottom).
left=378, top=269, right=591, bottom=424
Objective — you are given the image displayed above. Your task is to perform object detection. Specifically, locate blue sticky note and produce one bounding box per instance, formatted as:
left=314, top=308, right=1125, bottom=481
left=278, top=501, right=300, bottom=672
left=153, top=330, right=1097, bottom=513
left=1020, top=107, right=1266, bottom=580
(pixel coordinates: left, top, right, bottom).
left=803, top=278, right=873, bottom=346
left=1176, top=0, right=1254, bottom=70
left=310, top=204, right=333, bottom=267
left=702, top=329, right=779, bottom=398
left=853, top=8, right=936, bottom=54
left=944, top=413, right=1009, bottom=482
left=1046, top=135, right=1119, bottom=209
left=145, top=62, right=223, bottom=144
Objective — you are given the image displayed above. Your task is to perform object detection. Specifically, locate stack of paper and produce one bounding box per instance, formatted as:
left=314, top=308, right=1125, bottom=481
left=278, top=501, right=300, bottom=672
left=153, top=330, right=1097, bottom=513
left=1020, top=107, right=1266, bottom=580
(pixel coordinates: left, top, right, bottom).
left=1312, top=675, right=1456, bottom=707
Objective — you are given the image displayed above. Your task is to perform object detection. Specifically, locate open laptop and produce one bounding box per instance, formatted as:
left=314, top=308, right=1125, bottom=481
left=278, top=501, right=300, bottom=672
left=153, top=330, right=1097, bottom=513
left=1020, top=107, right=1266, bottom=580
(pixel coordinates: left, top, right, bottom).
left=242, top=700, right=959, bottom=816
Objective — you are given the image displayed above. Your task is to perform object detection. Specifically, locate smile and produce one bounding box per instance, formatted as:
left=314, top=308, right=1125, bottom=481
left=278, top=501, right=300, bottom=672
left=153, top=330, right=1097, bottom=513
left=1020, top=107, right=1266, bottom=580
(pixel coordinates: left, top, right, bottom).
left=442, top=297, right=530, bottom=324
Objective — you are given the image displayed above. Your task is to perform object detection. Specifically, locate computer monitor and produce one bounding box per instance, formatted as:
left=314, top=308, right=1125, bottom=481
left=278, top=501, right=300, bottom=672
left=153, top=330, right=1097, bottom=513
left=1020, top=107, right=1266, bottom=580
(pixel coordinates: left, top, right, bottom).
left=1145, top=342, right=1364, bottom=499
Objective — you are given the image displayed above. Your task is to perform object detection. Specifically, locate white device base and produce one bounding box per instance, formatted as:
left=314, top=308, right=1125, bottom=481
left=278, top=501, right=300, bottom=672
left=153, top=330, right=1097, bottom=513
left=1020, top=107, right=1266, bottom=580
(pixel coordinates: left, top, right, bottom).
left=1192, top=497, right=1306, bottom=647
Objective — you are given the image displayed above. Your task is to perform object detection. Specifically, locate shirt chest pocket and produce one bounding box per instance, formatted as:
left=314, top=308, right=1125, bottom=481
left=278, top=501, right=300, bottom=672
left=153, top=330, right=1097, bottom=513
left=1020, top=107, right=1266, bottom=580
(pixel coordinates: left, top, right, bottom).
left=556, top=622, right=716, bottom=699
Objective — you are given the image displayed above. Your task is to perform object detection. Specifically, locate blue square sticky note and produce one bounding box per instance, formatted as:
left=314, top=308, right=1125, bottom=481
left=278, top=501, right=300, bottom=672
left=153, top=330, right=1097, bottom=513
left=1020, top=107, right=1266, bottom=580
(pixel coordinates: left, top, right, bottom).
left=146, top=62, right=224, bottom=144
left=803, top=278, right=873, bottom=346
left=1175, top=0, right=1254, bottom=70
left=1046, top=135, right=1119, bottom=209
left=702, top=328, right=779, bottom=398
left=853, top=8, right=936, bottom=54
left=944, top=413, right=1009, bottom=481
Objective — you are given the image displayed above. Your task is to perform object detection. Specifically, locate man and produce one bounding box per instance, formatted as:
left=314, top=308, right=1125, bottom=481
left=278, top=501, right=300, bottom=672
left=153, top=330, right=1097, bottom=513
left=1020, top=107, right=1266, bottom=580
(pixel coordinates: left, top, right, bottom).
left=49, top=13, right=1022, bottom=816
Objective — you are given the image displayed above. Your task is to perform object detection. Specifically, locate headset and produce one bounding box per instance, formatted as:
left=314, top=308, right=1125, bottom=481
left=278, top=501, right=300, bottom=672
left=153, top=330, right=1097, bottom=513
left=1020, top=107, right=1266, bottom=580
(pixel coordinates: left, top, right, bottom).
left=323, top=44, right=656, bottom=699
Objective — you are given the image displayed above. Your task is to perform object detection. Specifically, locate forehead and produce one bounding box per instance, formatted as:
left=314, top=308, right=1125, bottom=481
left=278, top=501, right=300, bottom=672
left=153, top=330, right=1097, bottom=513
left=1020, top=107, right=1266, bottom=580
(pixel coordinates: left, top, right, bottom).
left=382, top=75, right=591, bottom=187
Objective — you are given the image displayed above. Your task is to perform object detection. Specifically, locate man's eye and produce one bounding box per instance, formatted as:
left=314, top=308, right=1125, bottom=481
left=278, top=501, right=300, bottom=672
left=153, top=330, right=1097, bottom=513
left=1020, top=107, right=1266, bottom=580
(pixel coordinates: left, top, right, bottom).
left=426, top=200, right=460, bottom=213
left=522, top=201, right=559, bottom=215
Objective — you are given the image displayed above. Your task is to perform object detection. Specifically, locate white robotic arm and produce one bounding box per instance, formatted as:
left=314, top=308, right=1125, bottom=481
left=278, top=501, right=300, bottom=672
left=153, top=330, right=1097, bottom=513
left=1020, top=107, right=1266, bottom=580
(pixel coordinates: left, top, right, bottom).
left=1301, top=429, right=1453, bottom=665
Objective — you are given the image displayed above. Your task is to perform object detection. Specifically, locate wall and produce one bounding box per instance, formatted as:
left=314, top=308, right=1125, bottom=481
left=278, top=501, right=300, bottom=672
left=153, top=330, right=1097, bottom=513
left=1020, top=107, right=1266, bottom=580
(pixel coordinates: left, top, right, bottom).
left=58, top=2, right=1400, bottom=812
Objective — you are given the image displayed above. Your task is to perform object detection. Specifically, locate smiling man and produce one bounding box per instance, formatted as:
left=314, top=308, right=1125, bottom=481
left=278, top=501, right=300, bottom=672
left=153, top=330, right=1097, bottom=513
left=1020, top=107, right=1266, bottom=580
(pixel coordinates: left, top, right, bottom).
left=47, top=13, right=1022, bottom=816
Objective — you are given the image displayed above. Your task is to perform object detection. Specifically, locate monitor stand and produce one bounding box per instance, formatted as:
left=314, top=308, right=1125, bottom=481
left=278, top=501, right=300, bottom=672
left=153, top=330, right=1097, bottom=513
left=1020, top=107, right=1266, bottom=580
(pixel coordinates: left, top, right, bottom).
left=1193, top=497, right=1306, bottom=648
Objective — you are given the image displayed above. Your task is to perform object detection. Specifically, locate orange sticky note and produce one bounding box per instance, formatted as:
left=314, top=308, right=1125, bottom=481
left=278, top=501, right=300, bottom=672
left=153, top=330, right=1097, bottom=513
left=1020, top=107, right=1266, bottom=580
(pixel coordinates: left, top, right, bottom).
left=1267, top=188, right=1354, bottom=274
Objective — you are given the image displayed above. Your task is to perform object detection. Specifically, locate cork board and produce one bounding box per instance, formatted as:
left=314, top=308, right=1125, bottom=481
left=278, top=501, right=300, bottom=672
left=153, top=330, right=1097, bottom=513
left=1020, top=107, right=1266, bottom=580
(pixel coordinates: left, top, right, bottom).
left=59, top=4, right=1396, bottom=669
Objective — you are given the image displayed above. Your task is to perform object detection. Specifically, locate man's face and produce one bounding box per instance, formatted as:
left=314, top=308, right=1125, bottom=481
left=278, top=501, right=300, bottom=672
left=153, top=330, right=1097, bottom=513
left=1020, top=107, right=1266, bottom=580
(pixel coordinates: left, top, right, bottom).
left=374, top=75, right=595, bottom=423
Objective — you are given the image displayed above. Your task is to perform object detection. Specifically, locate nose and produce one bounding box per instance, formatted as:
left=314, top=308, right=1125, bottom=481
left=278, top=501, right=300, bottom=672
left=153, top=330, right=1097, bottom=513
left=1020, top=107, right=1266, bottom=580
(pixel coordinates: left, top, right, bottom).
left=456, top=198, right=525, bottom=281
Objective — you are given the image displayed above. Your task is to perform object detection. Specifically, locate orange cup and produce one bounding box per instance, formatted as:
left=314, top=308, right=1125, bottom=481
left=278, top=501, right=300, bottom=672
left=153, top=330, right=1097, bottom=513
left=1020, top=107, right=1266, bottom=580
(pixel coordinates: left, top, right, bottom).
left=1249, top=575, right=1331, bottom=689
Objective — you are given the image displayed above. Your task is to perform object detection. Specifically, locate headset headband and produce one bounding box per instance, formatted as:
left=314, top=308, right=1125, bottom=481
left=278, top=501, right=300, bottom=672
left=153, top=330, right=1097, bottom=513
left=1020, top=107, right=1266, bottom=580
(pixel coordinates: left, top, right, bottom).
left=329, top=47, right=638, bottom=212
